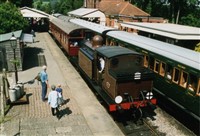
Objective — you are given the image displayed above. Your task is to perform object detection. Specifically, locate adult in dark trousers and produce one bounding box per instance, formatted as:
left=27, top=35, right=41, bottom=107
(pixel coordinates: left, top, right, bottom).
left=40, top=65, right=48, bottom=101
left=48, top=85, right=60, bottom=119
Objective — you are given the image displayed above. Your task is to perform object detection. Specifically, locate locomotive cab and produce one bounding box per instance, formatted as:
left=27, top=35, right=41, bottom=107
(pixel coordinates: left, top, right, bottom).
left=95, top=46, right=156, bottom=112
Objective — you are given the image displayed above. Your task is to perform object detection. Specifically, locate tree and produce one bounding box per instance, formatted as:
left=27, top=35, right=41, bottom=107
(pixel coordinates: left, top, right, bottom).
left=131, top=0, right=200, bottom=27
left=0, top=0, right=33, bottom=7
left=0, top=3, right=28, bottom=34
left=54, top=0, right=74, bottom=15
left=195, top=42, right=200, bottom=52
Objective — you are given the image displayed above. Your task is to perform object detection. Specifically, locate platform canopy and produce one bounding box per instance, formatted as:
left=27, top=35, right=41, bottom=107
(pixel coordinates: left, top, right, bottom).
left=121, top=22, right=200, bottom=40
left=20, top=7, right=49, bottom=18
left=68, top=8, right=106, bottom=25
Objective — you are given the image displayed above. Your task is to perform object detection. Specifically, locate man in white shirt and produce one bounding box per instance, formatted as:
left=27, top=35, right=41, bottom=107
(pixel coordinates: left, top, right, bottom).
left=48, top=85, right=60, bottom=119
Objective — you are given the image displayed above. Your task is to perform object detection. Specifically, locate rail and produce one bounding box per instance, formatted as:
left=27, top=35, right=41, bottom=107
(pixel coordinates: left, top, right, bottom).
left=143, top=118, right=160, bottom=136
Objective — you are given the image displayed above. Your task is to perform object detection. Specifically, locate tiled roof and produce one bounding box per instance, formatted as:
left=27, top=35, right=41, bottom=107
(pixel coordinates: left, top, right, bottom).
left=98, top=0, right=149, bottom=17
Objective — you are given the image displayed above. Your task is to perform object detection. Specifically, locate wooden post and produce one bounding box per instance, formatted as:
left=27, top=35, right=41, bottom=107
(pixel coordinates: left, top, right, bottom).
left=3, top=69, right=9, bottom=99
left=0, top=75, right=4, bottom=118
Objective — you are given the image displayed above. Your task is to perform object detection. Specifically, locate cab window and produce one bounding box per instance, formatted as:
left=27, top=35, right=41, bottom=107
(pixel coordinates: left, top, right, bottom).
left=173, top=68, right=180, bottom=84
left=180, top=71, right=188, bottom=88
left=159, top=62, right=166, bottom=77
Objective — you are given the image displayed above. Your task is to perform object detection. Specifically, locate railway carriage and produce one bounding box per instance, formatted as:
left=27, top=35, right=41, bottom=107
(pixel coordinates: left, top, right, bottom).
left=49, top=15, right=86, bottom=56
left=106, top=31, right=200, bottom=121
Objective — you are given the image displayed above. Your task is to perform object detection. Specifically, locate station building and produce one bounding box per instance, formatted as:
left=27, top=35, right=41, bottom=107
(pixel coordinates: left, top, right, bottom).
left=0, top=31, right=28, bottom=72
left=83, top=0, right=165, bottom=28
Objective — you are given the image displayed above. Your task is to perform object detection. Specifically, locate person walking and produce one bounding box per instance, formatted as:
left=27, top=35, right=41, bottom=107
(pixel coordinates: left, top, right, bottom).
left=48, top=85, right=60, bottom=119
left=40, top=65, right=48, bottom=101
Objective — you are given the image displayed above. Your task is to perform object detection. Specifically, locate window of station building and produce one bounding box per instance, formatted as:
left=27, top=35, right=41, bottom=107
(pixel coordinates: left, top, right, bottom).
left=159, top=62, right=166, bottom=77
left=154, top=59, right=159, bottom=73
left=143, top=55, right=149, bottom=68
left=172, top=68, right=180, bottom=84
left=180, top=71, right=188, bottom=88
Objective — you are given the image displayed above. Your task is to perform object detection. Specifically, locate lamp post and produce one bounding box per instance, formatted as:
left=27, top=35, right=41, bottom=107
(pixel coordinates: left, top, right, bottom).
left=10, top=33, right=18, bottom=84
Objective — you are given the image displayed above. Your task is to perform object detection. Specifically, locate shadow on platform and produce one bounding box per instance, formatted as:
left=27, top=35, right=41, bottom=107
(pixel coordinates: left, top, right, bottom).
left=23, top=46, right=46, bottom=70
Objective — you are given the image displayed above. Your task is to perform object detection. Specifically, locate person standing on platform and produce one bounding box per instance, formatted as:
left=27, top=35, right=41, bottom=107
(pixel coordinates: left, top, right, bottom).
left=48, top=85, right=60, bottom=118
left=56, top=84, right=64, bottom=106
left=40, top=65, right=48, bottom=101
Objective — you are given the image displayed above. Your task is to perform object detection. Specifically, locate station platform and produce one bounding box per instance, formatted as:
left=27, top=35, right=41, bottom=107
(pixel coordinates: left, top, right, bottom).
left=1, top=32, right=124, bottom=136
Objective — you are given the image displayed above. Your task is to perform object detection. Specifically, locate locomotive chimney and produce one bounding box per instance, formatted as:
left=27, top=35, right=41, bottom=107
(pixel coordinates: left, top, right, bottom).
left=92, top=35, right=103, bottom=49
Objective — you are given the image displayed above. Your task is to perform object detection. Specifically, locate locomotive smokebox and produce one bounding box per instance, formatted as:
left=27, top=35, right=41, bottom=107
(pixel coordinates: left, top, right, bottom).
left=92, top=35, right=103, bottom=48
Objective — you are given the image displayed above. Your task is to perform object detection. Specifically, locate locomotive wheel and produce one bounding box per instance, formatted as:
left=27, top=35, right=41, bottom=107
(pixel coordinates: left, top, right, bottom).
left=131, top=107, right=143, bottom=123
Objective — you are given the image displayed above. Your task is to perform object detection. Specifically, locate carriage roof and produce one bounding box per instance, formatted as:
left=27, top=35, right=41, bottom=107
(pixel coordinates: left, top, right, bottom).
left=107, top=31, right=200, bottom=71
left=96, top=46, right=140, bottom=58
left=50, top=15, right=85, bottom=34
left=70, top=18, right=117, bottom=34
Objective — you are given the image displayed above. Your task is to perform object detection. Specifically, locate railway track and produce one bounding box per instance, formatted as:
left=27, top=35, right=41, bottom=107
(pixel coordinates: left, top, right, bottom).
left=112, top=109, right=161, bottom=136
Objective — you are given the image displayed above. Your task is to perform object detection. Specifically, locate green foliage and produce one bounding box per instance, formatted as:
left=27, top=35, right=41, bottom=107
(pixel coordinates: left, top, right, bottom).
left=33, top=0, right=83, bottom=15
left=195, top=42, right=200, bottom=52
left=132, top=0, right=200, bottom=27
left=35, top=1, right=52, bottom=14
left=145, top=0, right=152, bottom=14
left=180, top=14, right=200, bottom=27
left=0, top=0, right=33, bottom=7
left=10, top=59, right=20, bottom=67
left=0, top=3, right=28, bottom=34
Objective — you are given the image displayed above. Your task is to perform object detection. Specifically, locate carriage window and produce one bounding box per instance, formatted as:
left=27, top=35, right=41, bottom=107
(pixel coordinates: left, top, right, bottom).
left=180, top=71, right=188, bottom=88
left=197, top=79, right=200, bottom=96
left=154, top=60, right=159, bottom=73
left=166, top=65, right=172, bottom=80
left=172, top=68, right=180, bottom=84
left=159, top=62, right=166, bottom=77
left=110, top=40, right=115, bottom=46
left=143, top=55, right=148, bottom=67
left=149, top=56, right=154, bottom=70
left=188, top=74, right=197, bottom=93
